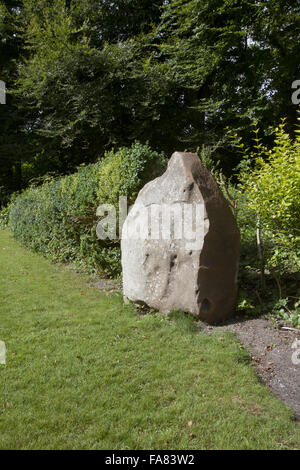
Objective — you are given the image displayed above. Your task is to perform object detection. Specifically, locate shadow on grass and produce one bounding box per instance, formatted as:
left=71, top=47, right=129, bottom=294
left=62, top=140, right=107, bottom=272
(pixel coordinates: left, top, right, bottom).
left=168, top=310, right=200, bottom=335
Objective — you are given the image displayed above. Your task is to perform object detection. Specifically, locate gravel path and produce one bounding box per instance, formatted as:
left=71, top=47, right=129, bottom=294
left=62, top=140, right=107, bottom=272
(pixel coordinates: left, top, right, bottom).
left=200, top=317, right=300, bottom=419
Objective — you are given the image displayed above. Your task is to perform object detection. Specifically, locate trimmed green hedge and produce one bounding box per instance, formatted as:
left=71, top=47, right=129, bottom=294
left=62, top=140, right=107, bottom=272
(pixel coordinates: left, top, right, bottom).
left=7, top=142, right=166, bottom=277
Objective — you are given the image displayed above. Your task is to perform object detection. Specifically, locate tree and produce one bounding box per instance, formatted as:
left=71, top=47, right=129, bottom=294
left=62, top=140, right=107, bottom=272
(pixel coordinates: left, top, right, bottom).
left=2, top=0, right=300, bottom=198
left=15, top=0, right=178, bottom=167
left=148, top=0, right=300, bottom=168
left=0, top=1, right=26, bottom=203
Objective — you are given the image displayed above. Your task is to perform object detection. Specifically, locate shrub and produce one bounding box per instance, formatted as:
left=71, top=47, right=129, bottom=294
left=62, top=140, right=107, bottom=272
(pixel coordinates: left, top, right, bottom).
left=235, top=119, right=300, bottom=274
left=226, top=118, right=300, bottom=326
left=6, top=142, right=166, bottom=277
left=0, top=205, right=9, bottom=229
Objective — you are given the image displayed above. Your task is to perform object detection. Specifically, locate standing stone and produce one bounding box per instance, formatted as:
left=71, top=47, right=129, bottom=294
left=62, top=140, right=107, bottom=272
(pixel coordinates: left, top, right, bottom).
left=121, top=152, right=240, bottom=324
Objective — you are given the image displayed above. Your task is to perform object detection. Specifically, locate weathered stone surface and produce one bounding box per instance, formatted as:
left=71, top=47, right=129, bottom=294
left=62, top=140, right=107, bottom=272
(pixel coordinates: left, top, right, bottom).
left=121, top=152, right=240, bottom=324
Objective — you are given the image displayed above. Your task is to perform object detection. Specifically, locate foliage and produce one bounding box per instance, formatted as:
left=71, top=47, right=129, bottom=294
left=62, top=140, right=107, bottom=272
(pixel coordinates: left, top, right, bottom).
left=1, top=1, right=300, bottom=328
left=6, top=142, right=166, bottom=277
left=14, top=0, right=173, bottom=164
left=0, top=1, right=27, bottom=200
left=271, top=298, right=300, bottom=328
left=231, top=118, right=300, bottom=273
left=97, top=141, right=166, bottom=206
left=225, top=118, right=300, bottom=326
left=0, top=204, right=9, bottom=228
left=236, top=290, right=260, bottom=318
left=150, top=0, right=300, bottom=161
left=1, top=0, right=299, bottom=201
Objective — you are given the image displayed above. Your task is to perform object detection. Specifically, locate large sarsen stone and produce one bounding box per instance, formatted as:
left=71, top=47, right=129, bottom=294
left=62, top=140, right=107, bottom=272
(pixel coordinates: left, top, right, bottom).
left=121, top=152, right=240, bottom=324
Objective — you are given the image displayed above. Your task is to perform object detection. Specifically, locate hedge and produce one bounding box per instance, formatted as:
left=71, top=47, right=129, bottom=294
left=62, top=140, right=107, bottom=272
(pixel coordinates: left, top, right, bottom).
left=6, top=142, right=166, bottom=277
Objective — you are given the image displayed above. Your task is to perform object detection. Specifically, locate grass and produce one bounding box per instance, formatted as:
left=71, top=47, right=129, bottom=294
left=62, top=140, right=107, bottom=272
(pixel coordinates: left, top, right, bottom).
left=0, top=229, right=299, bottom=450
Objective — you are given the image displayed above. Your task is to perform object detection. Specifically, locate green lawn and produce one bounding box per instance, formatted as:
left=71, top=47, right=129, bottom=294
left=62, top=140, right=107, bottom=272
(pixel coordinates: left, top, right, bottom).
left=0, top=229, right=299, bottom=450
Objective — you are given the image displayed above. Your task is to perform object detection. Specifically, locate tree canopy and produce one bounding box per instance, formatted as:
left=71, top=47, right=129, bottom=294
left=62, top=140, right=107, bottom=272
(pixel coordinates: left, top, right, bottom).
left=0, top=0, right=299, bottom=202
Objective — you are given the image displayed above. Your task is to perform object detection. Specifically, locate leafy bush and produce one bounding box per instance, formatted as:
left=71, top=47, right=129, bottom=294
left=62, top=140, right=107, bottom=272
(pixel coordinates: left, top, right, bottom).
left=0, top=205, right=9, bottom=229
left=6, top=142, right=166, bottom=277
left=271, top=298, right=300, bottom=328
left=226, top=118, right=300, bottom=326
left=97, top=142, right=166, bottom=207
left=237, top=120, right=300, bottom=273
